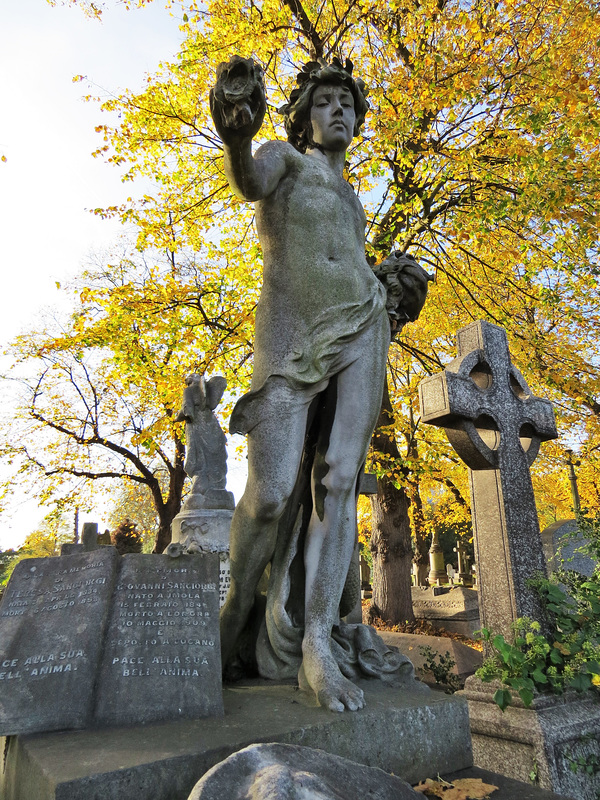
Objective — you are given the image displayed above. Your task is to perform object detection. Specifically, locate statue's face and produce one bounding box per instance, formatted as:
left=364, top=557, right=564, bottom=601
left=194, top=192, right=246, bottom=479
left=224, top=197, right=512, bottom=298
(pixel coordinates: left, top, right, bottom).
left=309, top=84, right=355, bottom=152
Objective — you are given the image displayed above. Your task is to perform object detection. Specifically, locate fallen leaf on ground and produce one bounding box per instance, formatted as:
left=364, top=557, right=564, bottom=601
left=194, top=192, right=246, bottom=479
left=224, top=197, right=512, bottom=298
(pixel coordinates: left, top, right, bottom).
left=414, top=777, right=499, bottom=799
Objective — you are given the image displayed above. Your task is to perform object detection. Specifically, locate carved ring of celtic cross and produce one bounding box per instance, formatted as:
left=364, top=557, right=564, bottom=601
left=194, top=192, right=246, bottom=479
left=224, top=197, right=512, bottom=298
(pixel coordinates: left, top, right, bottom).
left=419, top=321, right=557, bottom=471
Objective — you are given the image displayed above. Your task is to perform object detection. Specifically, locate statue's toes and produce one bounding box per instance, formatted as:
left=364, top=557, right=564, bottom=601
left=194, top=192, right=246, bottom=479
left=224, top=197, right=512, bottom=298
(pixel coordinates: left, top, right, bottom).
left=341, top=686, right=364, bottom=712
left=317, top=681, right=364, bottom=713
left=323, top=693, right=345, bottom=713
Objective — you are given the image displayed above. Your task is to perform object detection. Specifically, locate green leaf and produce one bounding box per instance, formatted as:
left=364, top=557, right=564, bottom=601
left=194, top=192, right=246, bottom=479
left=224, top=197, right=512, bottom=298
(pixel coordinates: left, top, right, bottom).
left=493, top=688, right=512, bottom=711
left=518, top=687, right=534, bottom=706
left=569, top=673, right=592, bottom=692
left=532, top=668, right=548, bottom=684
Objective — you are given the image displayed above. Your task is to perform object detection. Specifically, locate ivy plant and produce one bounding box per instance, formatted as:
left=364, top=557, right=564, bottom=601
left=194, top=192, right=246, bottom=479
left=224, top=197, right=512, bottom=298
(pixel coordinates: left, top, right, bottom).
left=476, top=513, right=600, bottom=711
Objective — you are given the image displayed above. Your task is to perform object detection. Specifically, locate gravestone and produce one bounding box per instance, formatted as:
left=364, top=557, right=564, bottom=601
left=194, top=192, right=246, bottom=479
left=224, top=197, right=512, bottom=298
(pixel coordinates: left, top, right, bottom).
left=94, top=554, right=223, bottom=726
left=171, top=509, right=233, bottom=607
left=428, top=529, right=448, bottom=585
left=0, top=548, right=118, bottom=735
left=419, top=319, right=557, bottom=642
left=0, top=550, right=222, bottom=736
left=419, top=320, right=600, bottom=798
left=454, top=539, right=473, bottom=585
left=411, top=586, right=480, bottom=637
left=61, top=521, right=101, bottom=555
left=541, top=519, right=596, bottom=577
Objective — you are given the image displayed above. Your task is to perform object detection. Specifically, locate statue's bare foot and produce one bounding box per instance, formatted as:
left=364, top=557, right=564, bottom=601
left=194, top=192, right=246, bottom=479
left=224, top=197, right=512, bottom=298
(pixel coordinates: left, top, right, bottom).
left=219, top=602, right=244, bottom=673
left=299, top=648, right=365, bottom=713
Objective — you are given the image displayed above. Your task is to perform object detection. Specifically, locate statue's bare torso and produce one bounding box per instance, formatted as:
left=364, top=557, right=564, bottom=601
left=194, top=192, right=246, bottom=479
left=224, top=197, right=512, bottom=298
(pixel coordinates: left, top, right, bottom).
left=250, top=140, right=384, bottom=391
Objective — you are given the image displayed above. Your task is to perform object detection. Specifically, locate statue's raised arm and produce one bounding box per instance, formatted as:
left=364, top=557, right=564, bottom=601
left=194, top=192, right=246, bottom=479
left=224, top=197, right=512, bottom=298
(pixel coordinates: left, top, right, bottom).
left=210, top=56, right=288, bottom=202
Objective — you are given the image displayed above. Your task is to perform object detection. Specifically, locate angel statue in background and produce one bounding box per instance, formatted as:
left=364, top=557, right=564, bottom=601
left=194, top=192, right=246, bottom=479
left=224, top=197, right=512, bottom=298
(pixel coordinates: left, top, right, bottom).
left=176, top=373, right=234, bottom=512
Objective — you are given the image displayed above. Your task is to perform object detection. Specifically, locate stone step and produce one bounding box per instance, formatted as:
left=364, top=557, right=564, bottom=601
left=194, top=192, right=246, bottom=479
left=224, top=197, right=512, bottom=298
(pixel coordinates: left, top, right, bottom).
left=1, top=680, right=471, bottom=800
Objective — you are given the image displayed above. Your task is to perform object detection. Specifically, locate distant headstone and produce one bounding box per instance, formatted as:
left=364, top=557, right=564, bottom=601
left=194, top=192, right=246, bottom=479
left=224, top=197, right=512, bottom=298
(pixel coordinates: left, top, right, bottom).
left=81, top=522, right=99, bottom=551
left=359, top=554, right=372, bottom=598
left=98, top=528, right=112, bottom=545
left=0, top=550, right=223, bottom=736
left=454, top=540, right=472, bottom=585
left=0, top=548, right=117, bottom=736
left=419, top=320, right=557, bottom=644
left=541, top=519, right=596, bottom=577
left=60, top=522, right=101, bottom=555
left=94, top=554, right=223, bottom=726
left=411, top=586, right=480, bottom=637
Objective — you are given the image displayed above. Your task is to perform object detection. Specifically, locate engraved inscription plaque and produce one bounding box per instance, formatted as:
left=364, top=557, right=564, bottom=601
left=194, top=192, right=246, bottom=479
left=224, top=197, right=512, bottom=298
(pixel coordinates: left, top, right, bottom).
left=94, top=553, right=223, bottom=726
left=0, top=548, right=118, bottom=736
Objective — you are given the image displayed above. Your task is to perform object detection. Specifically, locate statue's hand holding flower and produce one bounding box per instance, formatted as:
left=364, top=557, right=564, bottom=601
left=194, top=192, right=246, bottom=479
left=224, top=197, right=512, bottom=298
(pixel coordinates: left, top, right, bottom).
left=210, top=56, right=266, bottom=145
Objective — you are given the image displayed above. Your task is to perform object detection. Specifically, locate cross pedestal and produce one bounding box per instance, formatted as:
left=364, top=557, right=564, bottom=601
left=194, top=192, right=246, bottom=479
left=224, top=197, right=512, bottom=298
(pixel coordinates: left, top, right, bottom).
left=419, top=320, right=557, bottom=643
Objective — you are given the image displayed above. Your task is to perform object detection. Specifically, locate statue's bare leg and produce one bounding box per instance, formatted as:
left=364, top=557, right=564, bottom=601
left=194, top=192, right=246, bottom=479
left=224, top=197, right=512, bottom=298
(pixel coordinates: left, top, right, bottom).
left=300, top=323, right=388, bottom=711
left=220, top=396, right=310, bottom=669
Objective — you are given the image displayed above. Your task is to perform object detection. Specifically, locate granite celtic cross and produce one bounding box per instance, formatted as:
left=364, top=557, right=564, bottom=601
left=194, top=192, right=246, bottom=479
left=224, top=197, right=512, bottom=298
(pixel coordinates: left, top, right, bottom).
left=419, top=320, right=558, bottom=642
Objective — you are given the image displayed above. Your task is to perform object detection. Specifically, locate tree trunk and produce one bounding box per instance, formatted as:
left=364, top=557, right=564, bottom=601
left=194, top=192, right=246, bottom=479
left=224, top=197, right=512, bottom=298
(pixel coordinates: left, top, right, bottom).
left=369, top=378, right=415, bottom=624
left=410, top=464, right=430, bottom=586
left=152, top=434, right=186, bottom=554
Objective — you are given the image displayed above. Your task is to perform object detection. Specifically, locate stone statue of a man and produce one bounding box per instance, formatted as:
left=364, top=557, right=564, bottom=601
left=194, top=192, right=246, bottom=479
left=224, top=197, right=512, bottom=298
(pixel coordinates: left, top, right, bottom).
left=210, top=56, right=430, bottom=712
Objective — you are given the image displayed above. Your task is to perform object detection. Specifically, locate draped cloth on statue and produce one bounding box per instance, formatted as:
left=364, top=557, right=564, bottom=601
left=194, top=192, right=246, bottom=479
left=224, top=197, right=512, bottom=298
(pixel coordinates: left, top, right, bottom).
left=230, top=285, right=387, bottom=436
left=228, top=284, right=415, bottom=686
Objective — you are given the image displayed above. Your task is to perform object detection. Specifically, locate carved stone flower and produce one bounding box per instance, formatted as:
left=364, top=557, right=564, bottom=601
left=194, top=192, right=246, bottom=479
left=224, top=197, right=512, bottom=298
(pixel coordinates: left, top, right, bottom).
left=212, top=56, right=265, bottom=130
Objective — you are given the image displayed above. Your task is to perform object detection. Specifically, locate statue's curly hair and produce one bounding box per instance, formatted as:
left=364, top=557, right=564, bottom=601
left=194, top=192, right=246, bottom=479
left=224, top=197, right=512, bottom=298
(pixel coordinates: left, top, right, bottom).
left=278, top=57, right=369, bottom=153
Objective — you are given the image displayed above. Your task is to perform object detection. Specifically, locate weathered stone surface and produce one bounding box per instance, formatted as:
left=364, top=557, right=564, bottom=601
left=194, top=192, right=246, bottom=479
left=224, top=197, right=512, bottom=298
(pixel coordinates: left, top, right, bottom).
left=60, top=543, right=84, bottom=555
left=419, top=320, right=558, bottom=644
left=541, top=519, right=596, bottom=577
left=188, top=742, right=421, bottom=799
left=378, top=631, right=482, bottom=685
left=411, top=586, right=481, bottom=636
left=0, top=548, right=118, bottom=736
left=0, top=550, right=223, bottom=735
left=171, top=507, right=233, bottom=607
left=463, top=677, right=600, bottom=799
left=213, top=57, right=431, bottom=710
left=82, top=522, right=99, bottom=550
left=0, top=680, right=472, bottom=800
left=94, top=553, right=223, bottom=726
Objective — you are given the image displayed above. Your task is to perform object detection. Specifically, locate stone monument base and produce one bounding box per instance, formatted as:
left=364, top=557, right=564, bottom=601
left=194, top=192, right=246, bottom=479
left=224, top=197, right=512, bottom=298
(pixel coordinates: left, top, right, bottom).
left=463, top=676, right=600, bottom=799
left=1, top=680, right=471, bottom=800
left=170, top=507, right=233, bottom=606
left=411, top=586, right=481, bottom=637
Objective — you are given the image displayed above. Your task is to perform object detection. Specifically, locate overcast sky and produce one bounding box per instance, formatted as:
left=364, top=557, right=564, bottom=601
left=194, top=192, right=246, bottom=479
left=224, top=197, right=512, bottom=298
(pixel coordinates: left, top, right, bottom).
left=0, top=1, right=248, bottom=548
left=1, top=0, right=183, bottom=343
